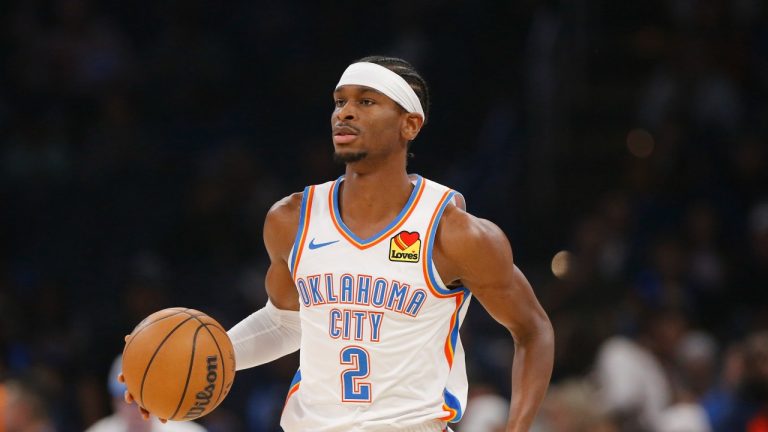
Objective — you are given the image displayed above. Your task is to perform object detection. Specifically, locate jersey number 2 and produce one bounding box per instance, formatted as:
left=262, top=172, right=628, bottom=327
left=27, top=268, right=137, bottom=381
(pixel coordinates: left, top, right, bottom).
left=340, top=346, right=371, bottom=402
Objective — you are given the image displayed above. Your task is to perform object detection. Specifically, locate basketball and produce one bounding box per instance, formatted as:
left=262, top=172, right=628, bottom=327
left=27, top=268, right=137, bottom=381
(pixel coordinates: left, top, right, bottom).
left=121, top=308, right=236, bottom=421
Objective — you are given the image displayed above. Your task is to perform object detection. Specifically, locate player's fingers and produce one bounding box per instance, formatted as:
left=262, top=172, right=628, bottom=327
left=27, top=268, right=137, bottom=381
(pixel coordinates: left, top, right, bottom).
left=124, top=390, right=134, bottom=404
left=124, top=334, right=131, bottom=343
left=140, top=407, right=150, bottom=420
left=117, top=373, right=125, bottom=383
left=159, top=418, right=167, bottom=423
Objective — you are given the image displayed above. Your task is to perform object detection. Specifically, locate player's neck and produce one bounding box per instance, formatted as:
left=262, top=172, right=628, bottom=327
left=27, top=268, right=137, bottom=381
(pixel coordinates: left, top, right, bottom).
left=339, top=162, right=412, bottom=234
left=342, top=152, right=411, bottom=194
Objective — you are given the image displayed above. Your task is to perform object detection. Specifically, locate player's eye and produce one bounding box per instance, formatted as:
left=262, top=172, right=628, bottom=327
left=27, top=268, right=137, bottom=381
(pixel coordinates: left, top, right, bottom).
left=360, top=99, right=375, bottom=106
left=334, top=99, right=346, bottom=108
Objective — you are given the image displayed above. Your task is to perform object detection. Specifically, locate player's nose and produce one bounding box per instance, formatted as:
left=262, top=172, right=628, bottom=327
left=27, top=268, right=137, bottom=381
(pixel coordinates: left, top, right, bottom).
left=335, top=103, right=357, bottom=121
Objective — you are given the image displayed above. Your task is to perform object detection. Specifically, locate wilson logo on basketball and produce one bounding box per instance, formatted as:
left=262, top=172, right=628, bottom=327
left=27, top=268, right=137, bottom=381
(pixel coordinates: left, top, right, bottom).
left=183, top=355, right=218, bottom=419
left=389, top=231, right=421, bottom=263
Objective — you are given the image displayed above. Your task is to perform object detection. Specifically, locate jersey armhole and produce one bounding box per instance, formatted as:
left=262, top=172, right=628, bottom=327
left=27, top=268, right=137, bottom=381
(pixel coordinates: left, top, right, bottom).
left=288, top=186, right=315, bottom=278
left=424, top=190, right=469, bottom=297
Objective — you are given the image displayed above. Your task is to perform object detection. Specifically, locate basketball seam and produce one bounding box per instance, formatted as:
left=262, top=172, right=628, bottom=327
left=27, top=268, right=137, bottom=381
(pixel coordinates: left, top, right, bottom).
left=178, top=310, right=207, bottom=320
left=177, top=310, right=225, bottom=333
left=169, top=324, right=203, bottom=420
left=204, top=325, right=231, bottom=407
left=125, top=309, right=190, bottom=353
left=135, top=308, right=189, bottom=330
left=139, top=316, right=197, bottom=408
left=177, top=311, right=228, bottom=409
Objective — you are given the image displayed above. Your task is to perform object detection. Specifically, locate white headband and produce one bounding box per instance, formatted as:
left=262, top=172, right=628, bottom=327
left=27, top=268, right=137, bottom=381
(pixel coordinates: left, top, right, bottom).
left=336, top=62, right=425, bottom=120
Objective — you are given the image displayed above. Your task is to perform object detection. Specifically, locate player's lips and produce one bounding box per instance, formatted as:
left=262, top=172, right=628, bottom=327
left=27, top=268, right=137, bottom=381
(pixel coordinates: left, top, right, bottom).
left=334, top=134, right=358, bottom=144
left=333, top=125, right=359, bottom=144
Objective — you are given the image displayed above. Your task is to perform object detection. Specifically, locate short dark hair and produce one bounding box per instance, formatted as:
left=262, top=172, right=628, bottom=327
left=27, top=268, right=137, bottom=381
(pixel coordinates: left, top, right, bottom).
left=354, top=55, right=430, bottom=122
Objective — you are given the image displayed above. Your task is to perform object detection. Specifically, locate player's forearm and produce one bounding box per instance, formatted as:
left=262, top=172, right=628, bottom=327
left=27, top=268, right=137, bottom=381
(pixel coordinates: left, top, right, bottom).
left=227, top=301, right=302, bottom=370
left=506, top=320, right=555, bottom=432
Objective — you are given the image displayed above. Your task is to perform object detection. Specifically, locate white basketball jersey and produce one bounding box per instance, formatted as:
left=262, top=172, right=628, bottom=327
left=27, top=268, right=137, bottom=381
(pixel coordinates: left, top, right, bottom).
left=281, top=175, right=471, bottom=432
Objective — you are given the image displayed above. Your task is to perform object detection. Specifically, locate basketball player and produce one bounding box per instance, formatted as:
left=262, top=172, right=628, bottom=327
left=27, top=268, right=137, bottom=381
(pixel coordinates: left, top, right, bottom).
left=126, top=56, right=555, bottom=431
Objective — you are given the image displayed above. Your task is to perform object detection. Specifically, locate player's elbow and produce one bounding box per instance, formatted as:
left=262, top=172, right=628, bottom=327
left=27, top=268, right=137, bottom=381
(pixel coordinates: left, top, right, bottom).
left=513, top=312, right=554, bottom=351
left=537, top=316, right=555, bottom=349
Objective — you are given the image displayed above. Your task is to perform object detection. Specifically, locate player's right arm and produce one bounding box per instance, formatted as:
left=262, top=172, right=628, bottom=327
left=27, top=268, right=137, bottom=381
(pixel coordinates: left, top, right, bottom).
left=120, top=193, right=306, bottom=420
left=227, top=192, right=304, bottom=370
left=262, top=192, right=304, bottom=310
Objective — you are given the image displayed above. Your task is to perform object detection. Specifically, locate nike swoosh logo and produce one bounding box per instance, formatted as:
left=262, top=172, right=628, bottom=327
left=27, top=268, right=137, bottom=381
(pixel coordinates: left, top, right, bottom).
left=308, top=238, right=339, bottom=250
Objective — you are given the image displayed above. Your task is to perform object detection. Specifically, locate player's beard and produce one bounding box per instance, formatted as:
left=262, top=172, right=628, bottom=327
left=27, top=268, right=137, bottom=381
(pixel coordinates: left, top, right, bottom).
left=333, top=151, right=368, bottom=164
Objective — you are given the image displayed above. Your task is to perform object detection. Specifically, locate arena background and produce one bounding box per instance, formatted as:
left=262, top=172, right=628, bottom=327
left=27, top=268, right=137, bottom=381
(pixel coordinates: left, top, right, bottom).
left=2, top=1, right=767, bottom=431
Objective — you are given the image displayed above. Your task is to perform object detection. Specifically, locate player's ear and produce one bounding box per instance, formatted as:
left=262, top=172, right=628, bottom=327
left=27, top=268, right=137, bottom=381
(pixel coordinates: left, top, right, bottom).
left=401, top=113, right=424, bottom=142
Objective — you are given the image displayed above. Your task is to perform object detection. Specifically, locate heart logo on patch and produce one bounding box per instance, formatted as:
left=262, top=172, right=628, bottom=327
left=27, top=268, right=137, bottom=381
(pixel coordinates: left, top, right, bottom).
left=394, top=231, right=420, bottom=250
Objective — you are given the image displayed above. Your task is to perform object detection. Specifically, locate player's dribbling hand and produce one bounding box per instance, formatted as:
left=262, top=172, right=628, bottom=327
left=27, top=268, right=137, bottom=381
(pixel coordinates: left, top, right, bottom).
left=120, top=335, right=167, bottom=423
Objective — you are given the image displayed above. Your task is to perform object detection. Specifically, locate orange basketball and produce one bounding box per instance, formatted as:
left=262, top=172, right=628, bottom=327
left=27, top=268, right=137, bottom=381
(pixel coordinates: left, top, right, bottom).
left=122, top=308, right=236, bottom=421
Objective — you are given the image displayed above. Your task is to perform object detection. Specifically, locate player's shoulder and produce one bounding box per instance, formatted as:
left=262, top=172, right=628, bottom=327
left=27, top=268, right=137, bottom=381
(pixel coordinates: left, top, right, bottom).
left=265, top=191, right=305, bottom=227
left=436, top=202, right=510, bottom=253
left=266, top=178, right=333, bottom=221
left=263, top=192, right=304, bottom=252
left=267, top=191, right=304, bottom=219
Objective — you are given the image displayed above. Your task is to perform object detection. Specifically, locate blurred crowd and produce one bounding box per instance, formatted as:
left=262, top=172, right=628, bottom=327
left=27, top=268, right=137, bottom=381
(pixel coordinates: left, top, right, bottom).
left=1, top=0, right=767, bottom=431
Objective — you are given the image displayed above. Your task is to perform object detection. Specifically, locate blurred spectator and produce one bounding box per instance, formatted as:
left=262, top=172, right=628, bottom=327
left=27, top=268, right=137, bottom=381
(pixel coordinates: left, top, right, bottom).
left=718, top=332, right=768, bottom=432
left=84, top=355, right=206, bottom=432
left=655, top=403, right=712, bottom=432
left=532, top=379, right=618, bottom=432
left=593, top=308, right=687, bottom=430
left=457, top=384, right=509, bottom=432
left=653, top=331, right=715, bottom=432
left=677, top=331, right=719, bottom=400
left=701, top=343, right=745, bottom=432
left=1, top=378, right=55, bottom=432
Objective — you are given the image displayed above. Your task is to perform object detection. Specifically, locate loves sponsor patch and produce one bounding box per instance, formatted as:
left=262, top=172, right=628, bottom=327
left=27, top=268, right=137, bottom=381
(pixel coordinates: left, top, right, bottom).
left=389, top=231, right=421, bottom=263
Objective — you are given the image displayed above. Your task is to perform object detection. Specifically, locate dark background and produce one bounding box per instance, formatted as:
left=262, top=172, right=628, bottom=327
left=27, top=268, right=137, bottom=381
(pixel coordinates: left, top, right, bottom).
left=1, top=0, right=767, bottom=431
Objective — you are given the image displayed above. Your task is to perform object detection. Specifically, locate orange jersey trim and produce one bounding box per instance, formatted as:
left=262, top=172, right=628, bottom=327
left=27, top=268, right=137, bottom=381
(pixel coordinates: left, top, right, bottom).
left=329, top=177, right=425, bottom=250
left=291, top=185, right=315, bottom=277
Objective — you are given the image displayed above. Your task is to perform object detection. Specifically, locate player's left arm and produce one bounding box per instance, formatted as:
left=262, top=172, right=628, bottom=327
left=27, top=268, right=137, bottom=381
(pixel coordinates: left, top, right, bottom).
left=434, top=205, right=554, bottom=432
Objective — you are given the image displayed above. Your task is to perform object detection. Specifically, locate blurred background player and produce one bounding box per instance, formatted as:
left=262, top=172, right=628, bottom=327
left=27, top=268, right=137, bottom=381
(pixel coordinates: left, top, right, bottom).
left=85, top=355, right=206, bottom=432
